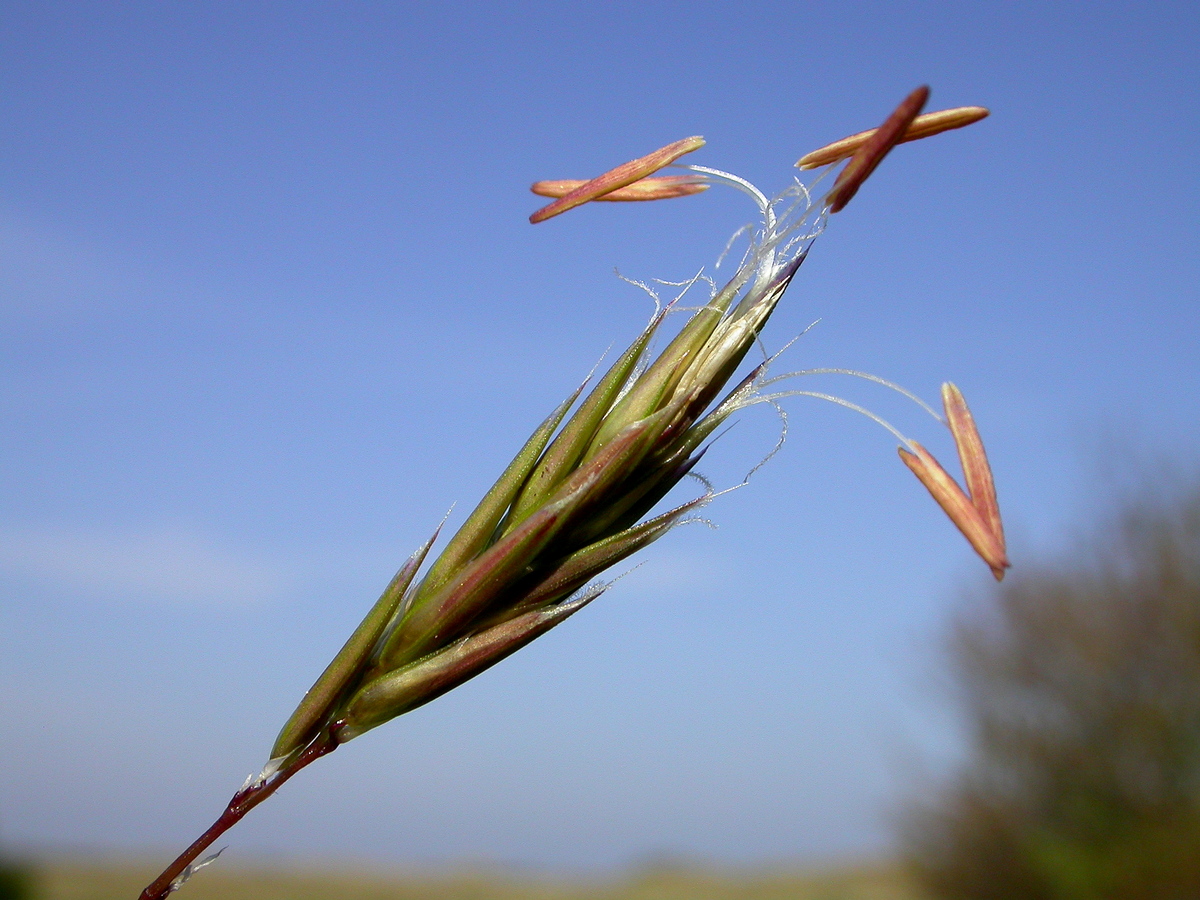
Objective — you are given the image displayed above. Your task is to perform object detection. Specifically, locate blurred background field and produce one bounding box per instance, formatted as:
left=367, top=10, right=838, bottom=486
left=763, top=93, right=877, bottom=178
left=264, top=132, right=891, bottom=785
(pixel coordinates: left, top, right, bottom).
left=11, top=858, right=922, bottom=900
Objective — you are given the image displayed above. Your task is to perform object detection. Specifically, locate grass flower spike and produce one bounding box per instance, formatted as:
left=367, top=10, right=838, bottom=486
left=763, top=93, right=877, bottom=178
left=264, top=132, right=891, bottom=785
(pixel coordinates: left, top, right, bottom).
left=141, top=87, right=997, bottom=900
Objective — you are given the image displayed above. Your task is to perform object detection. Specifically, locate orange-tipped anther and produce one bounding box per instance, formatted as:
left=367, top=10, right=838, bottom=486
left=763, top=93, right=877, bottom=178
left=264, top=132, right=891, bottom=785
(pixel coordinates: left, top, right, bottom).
left=900, top=442, right=1010, bottom=580
left=529, top=136, right=705, bottom=224
left=796, top=106, right=989, bottom=170
left=531, top=175, right=709, bottom=202
left=941, top=383, right=1006, bottom=559
left=824, top=86, right=930, bottom=214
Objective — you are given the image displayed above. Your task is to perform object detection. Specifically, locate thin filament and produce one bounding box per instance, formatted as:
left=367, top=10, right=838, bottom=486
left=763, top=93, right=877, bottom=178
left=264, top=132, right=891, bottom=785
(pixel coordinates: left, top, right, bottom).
left=751, top=389, right=914, bottom=448
left=761, top=368, right=942, bottom=421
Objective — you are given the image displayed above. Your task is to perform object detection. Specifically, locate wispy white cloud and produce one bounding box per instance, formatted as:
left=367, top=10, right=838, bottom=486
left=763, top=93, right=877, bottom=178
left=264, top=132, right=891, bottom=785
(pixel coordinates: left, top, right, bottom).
left=0, top=525, right=291, bottom=606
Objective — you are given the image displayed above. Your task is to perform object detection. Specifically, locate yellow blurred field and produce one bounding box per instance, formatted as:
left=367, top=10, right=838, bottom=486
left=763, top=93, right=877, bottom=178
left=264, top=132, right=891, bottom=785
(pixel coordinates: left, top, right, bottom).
left=28, top=858, right=924, bottom=900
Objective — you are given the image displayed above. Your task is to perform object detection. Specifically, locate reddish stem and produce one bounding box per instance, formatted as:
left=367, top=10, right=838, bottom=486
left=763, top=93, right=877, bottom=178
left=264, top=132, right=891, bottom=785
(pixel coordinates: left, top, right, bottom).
left=138, top=732, right=338, bottom=900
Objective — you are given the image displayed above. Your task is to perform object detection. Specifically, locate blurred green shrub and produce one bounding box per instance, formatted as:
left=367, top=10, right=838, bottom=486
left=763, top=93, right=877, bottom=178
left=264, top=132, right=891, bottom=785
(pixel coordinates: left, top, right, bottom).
left=0, top=860, right=31, bottom=900
left=903, top=484, right=1200, bottom=899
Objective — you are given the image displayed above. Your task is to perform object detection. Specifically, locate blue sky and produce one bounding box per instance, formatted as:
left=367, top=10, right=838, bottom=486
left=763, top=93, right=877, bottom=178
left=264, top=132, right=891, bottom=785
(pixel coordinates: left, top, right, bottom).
left=2, top=0, right=1198, bottom=874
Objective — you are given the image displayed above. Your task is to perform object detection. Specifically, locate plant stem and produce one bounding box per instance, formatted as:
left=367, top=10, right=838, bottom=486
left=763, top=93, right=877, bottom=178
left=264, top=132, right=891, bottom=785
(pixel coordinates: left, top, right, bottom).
left=138, top=731, right=337, bottom=900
